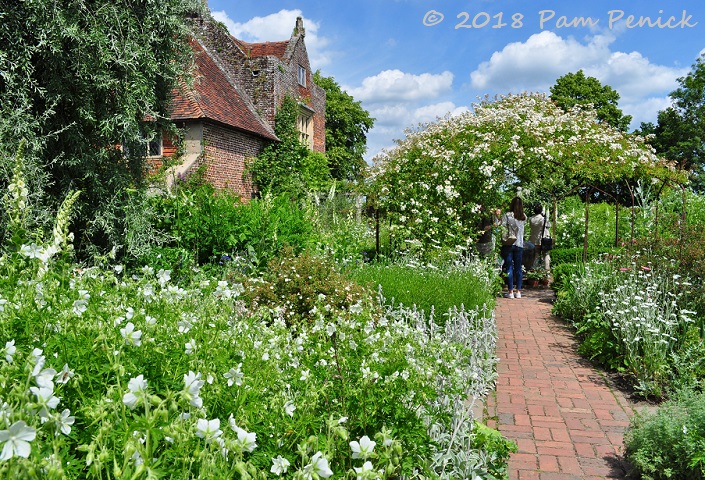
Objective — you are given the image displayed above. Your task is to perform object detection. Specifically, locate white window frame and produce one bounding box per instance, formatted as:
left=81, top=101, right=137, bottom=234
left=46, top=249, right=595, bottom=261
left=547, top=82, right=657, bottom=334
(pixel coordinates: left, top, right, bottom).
left=297, top=107, right=314, bottom=149
left=298, top=65, right=306, bottom=87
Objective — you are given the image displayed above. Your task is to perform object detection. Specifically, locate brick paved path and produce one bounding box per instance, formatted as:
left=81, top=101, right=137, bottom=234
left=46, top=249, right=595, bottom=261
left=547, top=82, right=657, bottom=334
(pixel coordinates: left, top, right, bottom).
left=487, top=289, right=638, bottom=480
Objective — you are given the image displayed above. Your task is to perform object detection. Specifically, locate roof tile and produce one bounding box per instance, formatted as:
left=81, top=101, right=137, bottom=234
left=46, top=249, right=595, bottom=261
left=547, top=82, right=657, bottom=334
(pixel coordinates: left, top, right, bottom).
left=170, top=40, right=277, bottom=141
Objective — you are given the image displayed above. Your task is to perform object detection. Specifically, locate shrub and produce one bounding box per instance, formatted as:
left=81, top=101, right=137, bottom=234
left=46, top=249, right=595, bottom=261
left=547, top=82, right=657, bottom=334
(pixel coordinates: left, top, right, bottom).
left=240, top=248, right=370, bottom=326
left=550, top=246, right=623, bottom=267
left=625, top=389, right=705, bottom=479
left=150, top=184, right=316, bottom=268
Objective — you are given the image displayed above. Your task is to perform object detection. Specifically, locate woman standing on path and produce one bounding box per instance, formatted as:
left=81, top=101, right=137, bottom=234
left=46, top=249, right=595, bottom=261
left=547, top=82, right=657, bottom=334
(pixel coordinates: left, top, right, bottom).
left=500, top=196, right=527, bottom=298
left=528, top=204, right=551, bottom=271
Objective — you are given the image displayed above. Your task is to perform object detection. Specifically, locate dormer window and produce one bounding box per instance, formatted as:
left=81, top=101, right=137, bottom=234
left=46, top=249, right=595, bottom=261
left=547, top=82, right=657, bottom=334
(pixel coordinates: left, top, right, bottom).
left=298, top=65, right=306, bottom=87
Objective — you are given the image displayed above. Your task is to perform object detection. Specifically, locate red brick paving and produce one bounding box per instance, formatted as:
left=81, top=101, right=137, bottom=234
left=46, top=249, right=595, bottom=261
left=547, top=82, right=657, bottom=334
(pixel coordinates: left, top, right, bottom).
left=489, top=289, right=635, bottom=479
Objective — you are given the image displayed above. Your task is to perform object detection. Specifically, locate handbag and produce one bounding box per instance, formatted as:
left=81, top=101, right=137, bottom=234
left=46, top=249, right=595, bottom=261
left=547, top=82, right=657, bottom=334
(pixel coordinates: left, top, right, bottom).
left=541, top=214, right=553, bottom=251
left=501, top=214, right=518, bottom=246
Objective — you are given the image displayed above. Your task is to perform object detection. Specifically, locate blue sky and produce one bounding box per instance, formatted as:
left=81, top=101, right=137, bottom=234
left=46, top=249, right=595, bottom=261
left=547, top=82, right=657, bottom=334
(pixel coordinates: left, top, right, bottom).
left=209, top=0, right=705, bottom=161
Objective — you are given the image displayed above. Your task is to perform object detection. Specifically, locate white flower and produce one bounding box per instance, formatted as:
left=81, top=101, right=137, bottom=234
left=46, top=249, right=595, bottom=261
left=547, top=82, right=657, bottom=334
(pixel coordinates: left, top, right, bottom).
left=30, top=385, right=60, bottom=419
left=157, top=269, right=171, bottom=286
left=72, top=290, right=90, bottom=316
left=56, top=364, right=74, bottom=384
left=0, top=421, right=36, bottom=460
left=350, top=435, right=376, bottom=459
left=185, top=339, right=196, bottom=355
left=299, top=369, right=310, bottom=381
left=58, top=409, right=75, bottom=435
left=122, top=375, right=148, bottom=410
left=354, top=461, right=378, bottom=479
left=34, top=367, right=57, bottom=389
left=3, top=340, right=16, bottom=364
left=230, top=419, right=257, bottom=453
left=303, top=451, right=333, bottom=479
left=120, top=322, right=142, bottom=347
left=183, top=371, right=205, bottom=408
left=284, top=400, right=296, bottom=417
left=195, top=418, right=222, bottom=443
left=178, top=319, right=192, bottom=333
left=270, top=455, right=290, bottom=476
left=223, top=364, right=243, bottom=386
left=19, top=243, right=42, bottom=259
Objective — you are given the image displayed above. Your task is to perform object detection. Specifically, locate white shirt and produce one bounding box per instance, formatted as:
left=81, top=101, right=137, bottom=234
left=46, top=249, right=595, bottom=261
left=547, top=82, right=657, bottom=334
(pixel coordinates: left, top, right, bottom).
left=501, top=212, right=526, bottom=248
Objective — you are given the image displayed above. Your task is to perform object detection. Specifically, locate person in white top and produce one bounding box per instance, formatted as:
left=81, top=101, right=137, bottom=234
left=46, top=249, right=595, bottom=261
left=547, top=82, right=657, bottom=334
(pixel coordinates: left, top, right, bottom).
left=528, top=204, right=551, bottom=271
left=500, top=196, right=527, bottom=299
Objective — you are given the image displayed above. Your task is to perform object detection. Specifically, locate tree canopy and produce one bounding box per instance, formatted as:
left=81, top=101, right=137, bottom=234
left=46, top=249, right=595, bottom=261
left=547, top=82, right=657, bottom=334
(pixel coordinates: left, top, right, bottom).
left=0, top=0, right=201, bottom=256
left=371, top=93, right=682, bottom=254
left=638, top=54, right=705, bottom=190
left=313, top=71, right=374, bottom=182
left=550, top=70, right=632, bottom=132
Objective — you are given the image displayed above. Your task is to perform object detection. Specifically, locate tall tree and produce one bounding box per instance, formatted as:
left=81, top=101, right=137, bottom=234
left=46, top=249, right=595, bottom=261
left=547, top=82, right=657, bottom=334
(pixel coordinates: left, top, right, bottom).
left=550, top=70, right=632, bottom=132
left=645, top=54, right=705, bottom=189
left=313, top=71, right=374, bottom=182
left=0, top=0, right=201, bottom=256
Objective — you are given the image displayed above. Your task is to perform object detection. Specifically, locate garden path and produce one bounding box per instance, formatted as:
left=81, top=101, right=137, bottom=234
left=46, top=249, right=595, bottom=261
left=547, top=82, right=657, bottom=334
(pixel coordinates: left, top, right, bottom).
left=488, top=289, right=647, bottom=480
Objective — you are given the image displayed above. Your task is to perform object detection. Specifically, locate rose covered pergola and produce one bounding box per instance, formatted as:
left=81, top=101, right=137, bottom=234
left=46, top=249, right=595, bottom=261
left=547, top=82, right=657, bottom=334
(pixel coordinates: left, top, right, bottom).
left=370, top=92, right=685, bottom=257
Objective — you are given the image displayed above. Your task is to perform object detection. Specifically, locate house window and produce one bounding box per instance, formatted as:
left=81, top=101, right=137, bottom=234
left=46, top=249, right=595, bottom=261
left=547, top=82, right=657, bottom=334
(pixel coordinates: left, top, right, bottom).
left=147, top=136, right=163, bottom=157
left=298, top=65, right=306, bottom=87
left=123, top=129, right=162, bottom=158
left=297, top=109, right=313, bottom=149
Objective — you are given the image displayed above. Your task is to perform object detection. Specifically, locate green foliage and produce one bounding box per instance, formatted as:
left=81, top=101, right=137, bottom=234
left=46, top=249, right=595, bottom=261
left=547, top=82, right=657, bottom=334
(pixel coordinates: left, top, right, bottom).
left=645, top=53, right=705, bottom=190
left=313, top=186, right=376, bottom=264
left=550, top=247, right=622, bottom=266
left=248, top=95, right=329, bottom=197
left=346, top=258, right=499, bottom=319
left=313, top=71, right=375, bottom=182
left=471, top=422, right=518, bottom=479
left=625, top=389, right=705, bottom=479
left=549, top=262, right=581, bottom=291
left=553, top=256, right=703, bottom=399
left=0, top=0, right=201, bottom=257
left=150, top=183, right=316, bottom=267
left=550, top=69, right=632, bottom=131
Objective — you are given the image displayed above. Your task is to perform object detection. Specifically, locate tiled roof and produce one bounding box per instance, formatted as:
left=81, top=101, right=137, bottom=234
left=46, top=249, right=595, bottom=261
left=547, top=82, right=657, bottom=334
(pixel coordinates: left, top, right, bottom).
left=170, top=40, right=277, bottom=141
left=235, top=39, right=289, bottom=59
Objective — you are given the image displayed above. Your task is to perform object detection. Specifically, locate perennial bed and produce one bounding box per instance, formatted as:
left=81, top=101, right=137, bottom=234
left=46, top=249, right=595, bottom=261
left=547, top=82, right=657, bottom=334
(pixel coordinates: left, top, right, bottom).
left=0, top=257, right=509, bottom=478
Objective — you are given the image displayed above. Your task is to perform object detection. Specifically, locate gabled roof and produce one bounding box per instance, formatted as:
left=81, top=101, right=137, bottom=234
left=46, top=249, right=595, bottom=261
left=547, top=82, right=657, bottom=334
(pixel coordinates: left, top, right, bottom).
left=170, top=40, right=277, bottom=141
left=235, top=39, right=289, bottom=60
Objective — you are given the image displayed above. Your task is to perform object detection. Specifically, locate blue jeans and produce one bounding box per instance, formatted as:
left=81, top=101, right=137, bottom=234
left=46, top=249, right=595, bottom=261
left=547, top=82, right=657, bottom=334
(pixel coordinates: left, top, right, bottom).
left=501, top=245, right=523, bottom=291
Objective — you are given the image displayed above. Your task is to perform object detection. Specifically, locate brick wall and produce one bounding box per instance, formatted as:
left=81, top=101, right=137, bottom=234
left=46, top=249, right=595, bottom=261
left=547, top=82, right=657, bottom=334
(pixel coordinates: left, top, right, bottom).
left=272, top=36, right=326, bottom=152
left=199, top=122, right=266, bottom=201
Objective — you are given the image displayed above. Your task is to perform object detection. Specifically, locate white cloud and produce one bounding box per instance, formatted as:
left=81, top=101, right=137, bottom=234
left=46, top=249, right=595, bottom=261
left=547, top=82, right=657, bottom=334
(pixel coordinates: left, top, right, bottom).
left=469, top=30, right=689, bottom=128
left=345, top=70, right=454, bottom=104
left=470, top=31, right=613, bottom=92
left=211, top=9, right=332, bottom=68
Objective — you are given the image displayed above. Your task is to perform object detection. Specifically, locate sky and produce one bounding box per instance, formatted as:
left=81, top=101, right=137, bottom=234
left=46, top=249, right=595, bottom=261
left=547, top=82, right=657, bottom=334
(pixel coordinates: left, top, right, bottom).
left=208, top=0, right=705, bottom=162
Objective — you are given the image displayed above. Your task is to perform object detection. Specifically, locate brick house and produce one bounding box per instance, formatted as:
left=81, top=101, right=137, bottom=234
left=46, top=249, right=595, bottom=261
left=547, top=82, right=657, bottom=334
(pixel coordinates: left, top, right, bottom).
left=154, top=14, right=326, bottom=199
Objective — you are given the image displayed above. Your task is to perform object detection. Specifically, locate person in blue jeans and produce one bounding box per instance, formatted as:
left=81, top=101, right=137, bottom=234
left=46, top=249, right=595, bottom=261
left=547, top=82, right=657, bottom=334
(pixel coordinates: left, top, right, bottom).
left=500, top=196, right=527, bottom=298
